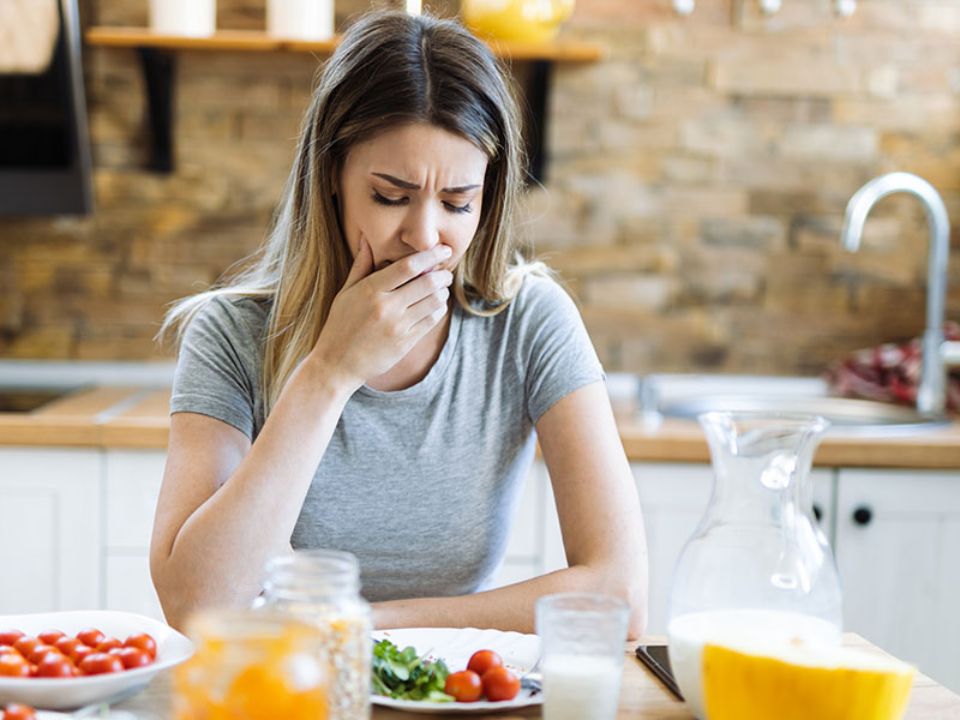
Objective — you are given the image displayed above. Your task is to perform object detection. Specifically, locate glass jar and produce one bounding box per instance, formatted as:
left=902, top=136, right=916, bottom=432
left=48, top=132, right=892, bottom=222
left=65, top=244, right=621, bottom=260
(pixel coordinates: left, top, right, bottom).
left=255, top=549, right=372, bottom=720
left=174, top=608, right=329, bottom=720
left=667, top=412, right=844, bottom=719
left=462, top=0, right=577, bottom=43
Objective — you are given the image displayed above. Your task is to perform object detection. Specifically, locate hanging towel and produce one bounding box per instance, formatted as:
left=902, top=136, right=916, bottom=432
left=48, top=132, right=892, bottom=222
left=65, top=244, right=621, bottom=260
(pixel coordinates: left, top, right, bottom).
left=0, top=0, right=61, bottom=74
left=825, top=322, right=960, bottom=411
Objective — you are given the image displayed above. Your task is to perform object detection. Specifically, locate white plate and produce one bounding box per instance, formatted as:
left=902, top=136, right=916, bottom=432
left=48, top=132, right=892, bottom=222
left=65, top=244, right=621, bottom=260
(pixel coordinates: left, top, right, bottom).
left=372, top=627, right=541, bottom=715
left=0, top=610, right=194, bottom=710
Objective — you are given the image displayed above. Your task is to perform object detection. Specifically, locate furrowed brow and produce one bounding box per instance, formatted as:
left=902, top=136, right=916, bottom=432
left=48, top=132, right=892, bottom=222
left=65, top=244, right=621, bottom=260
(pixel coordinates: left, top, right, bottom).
left=372, top=172, right=420, bottom=190
left=372, top=172, right=481, bottom=194
left=441, top=184, right=482, bottom=194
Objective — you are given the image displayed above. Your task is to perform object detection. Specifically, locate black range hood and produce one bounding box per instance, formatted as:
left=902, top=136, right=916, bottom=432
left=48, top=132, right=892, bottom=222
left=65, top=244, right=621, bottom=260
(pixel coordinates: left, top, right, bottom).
left=0, top=0, right=93, bottom=216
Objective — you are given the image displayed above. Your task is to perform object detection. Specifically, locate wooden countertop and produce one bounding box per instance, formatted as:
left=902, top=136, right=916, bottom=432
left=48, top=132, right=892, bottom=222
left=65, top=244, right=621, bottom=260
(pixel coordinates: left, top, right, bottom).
left=102, top=634, right=960, bottom=718
left=4, top=388, right=960, bottom=469
left=0, top=387, right=170, bottom=449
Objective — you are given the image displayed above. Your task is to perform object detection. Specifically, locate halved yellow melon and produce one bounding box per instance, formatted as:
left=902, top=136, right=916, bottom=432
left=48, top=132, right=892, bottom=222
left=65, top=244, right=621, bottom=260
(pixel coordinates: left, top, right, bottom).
left=702, top=640, right=915, bottom=720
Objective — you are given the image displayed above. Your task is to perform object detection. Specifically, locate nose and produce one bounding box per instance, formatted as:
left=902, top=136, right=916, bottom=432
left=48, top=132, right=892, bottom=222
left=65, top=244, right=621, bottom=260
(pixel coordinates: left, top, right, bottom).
left=401, top=202, right=440, bottom=252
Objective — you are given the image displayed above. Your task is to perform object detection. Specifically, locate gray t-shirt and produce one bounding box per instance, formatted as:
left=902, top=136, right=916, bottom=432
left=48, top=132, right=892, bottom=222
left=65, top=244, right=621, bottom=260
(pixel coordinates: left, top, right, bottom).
left=170, top=273, right=604, bottom=602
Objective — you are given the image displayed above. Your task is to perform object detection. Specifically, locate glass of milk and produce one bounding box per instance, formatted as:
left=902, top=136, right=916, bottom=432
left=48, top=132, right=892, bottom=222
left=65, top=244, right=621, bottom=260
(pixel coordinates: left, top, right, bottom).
left=536, top=592, right=629, bottom=720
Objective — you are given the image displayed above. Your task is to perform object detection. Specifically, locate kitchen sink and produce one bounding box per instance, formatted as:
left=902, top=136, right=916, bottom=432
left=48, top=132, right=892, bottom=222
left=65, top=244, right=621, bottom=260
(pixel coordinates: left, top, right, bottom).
left=638, top=374, right=951, bottom=437
left=0, top=385, right=87, bottom=413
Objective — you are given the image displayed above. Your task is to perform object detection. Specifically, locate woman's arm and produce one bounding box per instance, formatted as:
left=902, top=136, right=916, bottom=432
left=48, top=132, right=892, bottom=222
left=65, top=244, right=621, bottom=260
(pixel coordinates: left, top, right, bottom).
left=151, top=241, right=453, bottom=630
left=150, top=357, right=356, bottom=630
left=373, top=380, right=649, bottom=639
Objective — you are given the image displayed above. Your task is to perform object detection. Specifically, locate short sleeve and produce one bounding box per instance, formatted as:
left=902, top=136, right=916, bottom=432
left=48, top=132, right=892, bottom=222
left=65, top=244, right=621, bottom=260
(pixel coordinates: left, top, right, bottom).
left=169, top=296, right=264, bottom=439
left=518, top=275, right=605, bottom=424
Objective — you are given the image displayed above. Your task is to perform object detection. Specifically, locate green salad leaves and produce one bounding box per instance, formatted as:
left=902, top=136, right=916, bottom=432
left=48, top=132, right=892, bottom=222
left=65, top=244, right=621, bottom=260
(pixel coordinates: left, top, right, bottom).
left=371, top=638, right=454, bottom=702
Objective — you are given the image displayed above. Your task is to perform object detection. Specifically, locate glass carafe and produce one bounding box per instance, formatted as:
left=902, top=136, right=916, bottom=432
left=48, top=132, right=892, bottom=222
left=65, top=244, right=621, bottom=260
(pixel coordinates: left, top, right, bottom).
left=667, top=412, right=843, bottom=720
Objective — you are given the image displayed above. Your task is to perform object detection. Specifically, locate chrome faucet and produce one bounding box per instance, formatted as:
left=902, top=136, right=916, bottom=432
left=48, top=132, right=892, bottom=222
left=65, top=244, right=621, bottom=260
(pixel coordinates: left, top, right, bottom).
left=841, top=172, right=960, bottom=417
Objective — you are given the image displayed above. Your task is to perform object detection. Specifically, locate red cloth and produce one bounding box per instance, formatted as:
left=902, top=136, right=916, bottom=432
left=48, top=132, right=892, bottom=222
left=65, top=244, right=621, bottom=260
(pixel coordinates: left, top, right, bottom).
left=825, top=322, right=960, bottom=411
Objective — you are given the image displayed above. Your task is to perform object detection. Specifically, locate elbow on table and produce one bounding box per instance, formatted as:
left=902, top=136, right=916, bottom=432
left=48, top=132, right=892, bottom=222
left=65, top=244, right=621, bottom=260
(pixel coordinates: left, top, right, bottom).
left=150, top=555, right=190, bottom=633
left=150, top=549, right=223, bottom=633
left=592, top=563, right=648, bottom=642
left=624, top=578, right=648, bottom=642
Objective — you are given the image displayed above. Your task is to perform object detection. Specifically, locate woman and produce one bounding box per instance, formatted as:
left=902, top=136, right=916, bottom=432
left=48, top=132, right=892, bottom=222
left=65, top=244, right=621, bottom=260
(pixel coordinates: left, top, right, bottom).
left=150, top=9, right=648, bottom=637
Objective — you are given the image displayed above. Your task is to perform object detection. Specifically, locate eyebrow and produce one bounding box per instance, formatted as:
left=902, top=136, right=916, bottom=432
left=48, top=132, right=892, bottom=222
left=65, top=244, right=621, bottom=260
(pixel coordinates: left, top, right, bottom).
left=372, top=172, right=481, bottom=194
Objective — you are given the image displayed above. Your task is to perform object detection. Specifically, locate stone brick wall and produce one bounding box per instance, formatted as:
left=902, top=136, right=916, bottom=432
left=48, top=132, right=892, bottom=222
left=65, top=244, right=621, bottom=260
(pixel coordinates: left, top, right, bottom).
left=1, top=0, right=958, bottom=376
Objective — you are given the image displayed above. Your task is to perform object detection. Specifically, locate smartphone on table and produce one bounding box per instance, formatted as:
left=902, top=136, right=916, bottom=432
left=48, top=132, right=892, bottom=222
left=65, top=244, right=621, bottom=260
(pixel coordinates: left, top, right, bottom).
left=634, top=644, right=684, bottom=701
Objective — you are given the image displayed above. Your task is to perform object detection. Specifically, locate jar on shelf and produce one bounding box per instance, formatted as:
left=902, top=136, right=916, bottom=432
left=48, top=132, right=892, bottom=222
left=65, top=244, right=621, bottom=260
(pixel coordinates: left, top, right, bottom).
left=266, top=0, right=334, bottom=41
left=255, top=549, right=372, bottom=720
left=148, top=0, right=216, bottom=37
left=462, top=0, right=576, bottom=43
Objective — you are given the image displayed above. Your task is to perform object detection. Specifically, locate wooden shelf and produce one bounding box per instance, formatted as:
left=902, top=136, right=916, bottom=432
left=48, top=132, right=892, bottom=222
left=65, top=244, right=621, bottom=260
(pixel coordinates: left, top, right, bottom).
left=83, top=26, right=606, bottom=180
left=85, top=26, right=606, bottom=62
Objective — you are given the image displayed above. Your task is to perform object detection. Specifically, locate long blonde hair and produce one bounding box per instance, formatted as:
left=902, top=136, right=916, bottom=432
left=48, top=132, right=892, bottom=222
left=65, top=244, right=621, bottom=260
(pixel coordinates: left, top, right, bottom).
left=159, top=10, right=537, bottom=414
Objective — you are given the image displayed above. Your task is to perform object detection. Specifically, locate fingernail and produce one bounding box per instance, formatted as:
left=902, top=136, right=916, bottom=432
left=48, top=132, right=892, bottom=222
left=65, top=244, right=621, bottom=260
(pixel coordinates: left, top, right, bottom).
left=439, top=245, right=453, bottom=257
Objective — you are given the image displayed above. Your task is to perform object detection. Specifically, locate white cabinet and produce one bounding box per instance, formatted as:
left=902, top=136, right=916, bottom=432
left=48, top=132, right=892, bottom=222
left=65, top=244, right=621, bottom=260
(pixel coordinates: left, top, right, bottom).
left=0, top=447, right=167, bottom=619
left=635, top=463, right=835, bottom=634
left=0, top=448, right=101, bottom=614
left=102, top=450, right=166, bottom=620
left=836, top=469, right=960, bottom=693
left=633, top=463, right=711, bottom=634
left=493, top=461, right=551, bottom=588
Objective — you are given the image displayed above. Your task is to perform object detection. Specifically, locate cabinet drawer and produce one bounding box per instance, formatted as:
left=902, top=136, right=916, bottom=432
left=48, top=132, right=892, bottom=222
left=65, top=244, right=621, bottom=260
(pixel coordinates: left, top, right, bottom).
left=504, top=463, right=546, bottom=560
left=105, top=450, right=166, bottom=549
left=105, top=554, right=164, bottom=621
left=0, top=448, right=101, bottom=613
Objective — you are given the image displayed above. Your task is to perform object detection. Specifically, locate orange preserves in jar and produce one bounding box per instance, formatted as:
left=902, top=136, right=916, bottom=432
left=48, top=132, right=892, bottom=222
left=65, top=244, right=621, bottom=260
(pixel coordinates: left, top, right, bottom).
left=174, top=609, right=329, bottom=720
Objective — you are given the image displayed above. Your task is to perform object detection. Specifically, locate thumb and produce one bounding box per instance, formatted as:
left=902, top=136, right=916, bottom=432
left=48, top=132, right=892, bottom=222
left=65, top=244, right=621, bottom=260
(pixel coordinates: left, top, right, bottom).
left=344, top=235, right=373, bottom=289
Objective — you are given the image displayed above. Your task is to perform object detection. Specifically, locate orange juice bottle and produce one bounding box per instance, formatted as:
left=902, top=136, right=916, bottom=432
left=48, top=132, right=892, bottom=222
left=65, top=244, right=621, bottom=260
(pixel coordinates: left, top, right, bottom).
left=174, top=609, right=329, bottom=720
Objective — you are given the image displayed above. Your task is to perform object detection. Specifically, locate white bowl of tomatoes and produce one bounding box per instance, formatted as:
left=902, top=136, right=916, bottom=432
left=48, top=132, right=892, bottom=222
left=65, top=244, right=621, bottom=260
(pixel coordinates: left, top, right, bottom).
left=0, top=610, right=193, bottom=711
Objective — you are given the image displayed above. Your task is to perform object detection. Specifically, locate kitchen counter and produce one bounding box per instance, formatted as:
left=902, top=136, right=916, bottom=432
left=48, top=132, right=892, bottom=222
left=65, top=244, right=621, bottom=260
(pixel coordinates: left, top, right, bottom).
left=4, top=387, right=960, bottom=469
left=97, top=634, right=960, bottom=718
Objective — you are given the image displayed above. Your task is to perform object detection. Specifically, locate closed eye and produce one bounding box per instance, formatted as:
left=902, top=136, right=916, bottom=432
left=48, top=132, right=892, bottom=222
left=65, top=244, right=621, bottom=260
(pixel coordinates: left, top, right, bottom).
left=372, top=192, right=407, bottom=207
left=372, top=191, right=473, bottom=215
left=443, top=201, right=473, bottom=214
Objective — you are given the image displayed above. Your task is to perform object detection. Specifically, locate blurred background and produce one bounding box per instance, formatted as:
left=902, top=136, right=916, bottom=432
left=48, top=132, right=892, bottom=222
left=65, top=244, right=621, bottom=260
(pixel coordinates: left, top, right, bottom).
left=2, top=0, right=959, bottom=377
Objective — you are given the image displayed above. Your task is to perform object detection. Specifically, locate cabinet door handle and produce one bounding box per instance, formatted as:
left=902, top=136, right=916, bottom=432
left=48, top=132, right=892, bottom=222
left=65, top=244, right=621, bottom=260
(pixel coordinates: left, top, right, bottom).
left=812, top=504, right=823, bottom=523
left=852, top=506, right=873, bottom=526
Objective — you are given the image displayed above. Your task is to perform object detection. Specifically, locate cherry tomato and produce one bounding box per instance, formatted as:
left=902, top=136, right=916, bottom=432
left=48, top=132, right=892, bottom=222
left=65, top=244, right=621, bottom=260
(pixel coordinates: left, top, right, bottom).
left=34, top=653, right=74, bottom=678
left=55, top=636, right=81, bottom=658
left=36, top=630, right=65, bottom=646
left=444, top=670, right=483, bottom=702
left=3, top=703, right=37, bottom=720
left=26, top=645, right=60, bottom=665
left=76, top=629, right=105, bottom=649
left=78, top=652, right=124, bottom=676
left=481, top=666, right=520, bottom=702
left=467, top=649, right=503, bottom=677
left=0, top=631, right=24, bottom=646
left=12, top=638, right=39, bottom=658
left=95, top=637, right=122, bottom=653
left=117, top=647, right=152, bottom=669
left=123, top=633, right=157, bottom=660
left=0, top=654, right=30, bottom=678
left=72, top=644, right=95, bottom=665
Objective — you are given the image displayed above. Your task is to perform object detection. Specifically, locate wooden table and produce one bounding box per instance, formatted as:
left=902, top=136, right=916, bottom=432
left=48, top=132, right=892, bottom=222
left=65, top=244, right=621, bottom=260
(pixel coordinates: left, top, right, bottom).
left=112, top=634, right=960, bottom=719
